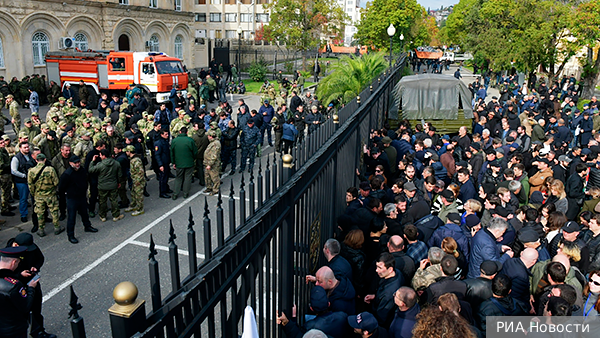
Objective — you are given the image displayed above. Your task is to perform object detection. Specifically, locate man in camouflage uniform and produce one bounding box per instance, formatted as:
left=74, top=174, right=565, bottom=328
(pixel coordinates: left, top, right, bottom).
left=22, top=118, right=40, bottom=143
left=239, top=119, right=260, bottom=173
left=31, top=112, right=42, bottom=129
left=204, top=130, right=222, bottom=195
left=192, top=122, right=209, bottom=186
left=61, top=126, right=77, bottom=148
left=170, top=110, right=187, bottom=135
left=0, top=138, right=13, bottom=217
left=73, top=131, right=93, bottom=165
left=38, top=130, right=59, bottom=160
left=28, top=153, right=64, bottom=237
left=47, top=81, right=61, bottom=105
left=6, top=94, right=20, bottom=135
left=124, top=145, right=145, bottom=216
left=78, top=80, right=90, bottom=105
left=0, top=76, right=9, bottom=97
left=88, top=149, right=124, bottom=222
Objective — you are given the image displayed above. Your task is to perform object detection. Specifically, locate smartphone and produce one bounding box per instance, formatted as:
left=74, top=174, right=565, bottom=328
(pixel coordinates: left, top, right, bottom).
left=29, top=274, right=40, bottom=285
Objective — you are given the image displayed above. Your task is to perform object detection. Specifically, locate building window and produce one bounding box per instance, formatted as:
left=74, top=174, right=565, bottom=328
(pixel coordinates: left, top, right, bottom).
left=225, top=30, right=236, bottom=38
left=225, top=13, right=237, bottom=22
left=0, top=37, right=4, bottom=68
left=215, top=30, right=222, bottom=39
left=149, top=0, right=157, bottom=8
left=74, top=33, right=88, bottom=51
left=195, top=13, right=207, bottom=22
left=211, top=0, right=221, bottom=3
left=196, top=0, right=206, bottom=3
left=149, top=34, right=160, bottom=52
left=347, top=0, right=353, bottom=3
left=32, top=32, right=49, bottom=66
left=346, top=7, right=352, bottom=12
left=119, top=0, right=129, bottom=4
left=255, top=14, right=269, bottom=22
left=210, top=13, right=221, bottom=22
left=174, top=0, right=182, bottom=11
left=240, top=13, right=252, bottom=22
left=174, top=35, right=183, bottom=59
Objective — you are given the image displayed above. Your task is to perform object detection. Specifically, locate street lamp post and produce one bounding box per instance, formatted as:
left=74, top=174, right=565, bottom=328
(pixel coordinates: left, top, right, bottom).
left=237, top=26, right=243, bottom=68
left=387, top=23, right=395, bottom=69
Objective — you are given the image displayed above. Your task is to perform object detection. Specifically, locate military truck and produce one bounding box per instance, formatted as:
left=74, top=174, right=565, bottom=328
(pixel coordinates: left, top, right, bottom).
left=391, top=73, right=474, bottom=134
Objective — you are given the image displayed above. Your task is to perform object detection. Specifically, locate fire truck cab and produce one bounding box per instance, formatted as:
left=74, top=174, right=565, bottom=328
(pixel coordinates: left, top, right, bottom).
left=45, top=50, right=188, bottom=106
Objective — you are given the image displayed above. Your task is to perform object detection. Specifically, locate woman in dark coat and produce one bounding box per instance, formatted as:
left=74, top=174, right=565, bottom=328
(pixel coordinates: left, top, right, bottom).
left=565, top=163, right=586, bottom=220
left=340, top=229, right=367, bottom=296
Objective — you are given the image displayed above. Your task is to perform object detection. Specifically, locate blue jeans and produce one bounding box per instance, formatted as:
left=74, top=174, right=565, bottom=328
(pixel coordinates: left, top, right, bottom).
left=16, top=182, right=29, bottom=217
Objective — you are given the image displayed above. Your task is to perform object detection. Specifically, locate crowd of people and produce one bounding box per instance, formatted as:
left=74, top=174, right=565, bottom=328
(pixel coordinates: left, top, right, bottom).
left=276, top=74, right=600, bottom=338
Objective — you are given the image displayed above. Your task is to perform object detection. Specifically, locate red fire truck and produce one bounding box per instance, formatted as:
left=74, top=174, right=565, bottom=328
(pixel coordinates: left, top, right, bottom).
left=45, top=50, right=189, bottom=106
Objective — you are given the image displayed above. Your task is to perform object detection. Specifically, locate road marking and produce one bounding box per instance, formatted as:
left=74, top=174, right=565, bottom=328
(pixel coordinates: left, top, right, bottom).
left=42, top=190, right=204, bottom=303
left=129, top=240, right=205, bottom=259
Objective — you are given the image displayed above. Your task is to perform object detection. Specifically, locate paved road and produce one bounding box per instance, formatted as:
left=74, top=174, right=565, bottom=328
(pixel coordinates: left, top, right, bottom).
left=0, top=92, right=283, bottom=338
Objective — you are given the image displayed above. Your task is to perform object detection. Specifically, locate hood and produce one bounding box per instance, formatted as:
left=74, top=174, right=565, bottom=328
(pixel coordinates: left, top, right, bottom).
left=329, top=275, right=356, bottom=301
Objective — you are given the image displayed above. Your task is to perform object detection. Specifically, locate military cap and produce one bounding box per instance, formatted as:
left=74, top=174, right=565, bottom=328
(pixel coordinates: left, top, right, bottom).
left=207, top=130, right=217, bottom=137
left=0, top=76, right=3, bottom=79
left=210, top=121, right=218, bottom=127
left=69, top=155, right=81, bottom=163
left=122, top=98, right=128, bottom=103
left=103, top=117, right=111, bottom=123
left=101, top=121, right=108, bottom=126
left=124, top=145, right=136, bottom=152
left=40, top=123, right=49, bottom=129
left=18, top=132, right=28, bottom=139
left=58, top=121, right=67, bottom=127
left=142, top=112, right=149, bottom=118
left=5, top=94, right=13, bottom=99
left=31, top=112, right=39, bottom=116
left=1, top=135, right=10, bottom=141
left=24, top=118, right=32, bottom=123
left=0, top=246, right=27, bottom=258
left=84, top=118, right=92, bottom=124
left=58, top=97, right=66, bottom=101
left=184, top=115, right=191, bottom=123
left=36, top=153, right=46, bottom=161
left=82, top=131, right=92, bottom=137
left=93, top=123, right=101, bottom=129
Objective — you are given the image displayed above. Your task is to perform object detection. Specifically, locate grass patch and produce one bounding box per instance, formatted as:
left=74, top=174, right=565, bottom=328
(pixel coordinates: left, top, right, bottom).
left=243, top=79, right=317, bottom=94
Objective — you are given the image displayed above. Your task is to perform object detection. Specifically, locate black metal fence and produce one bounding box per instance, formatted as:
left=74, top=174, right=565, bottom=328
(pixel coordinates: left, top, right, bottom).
left=70, top=54, right=407, bottom=338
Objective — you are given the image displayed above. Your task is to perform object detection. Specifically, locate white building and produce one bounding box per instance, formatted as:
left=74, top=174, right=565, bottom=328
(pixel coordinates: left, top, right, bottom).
left=338, top=0, right=360, bottom=46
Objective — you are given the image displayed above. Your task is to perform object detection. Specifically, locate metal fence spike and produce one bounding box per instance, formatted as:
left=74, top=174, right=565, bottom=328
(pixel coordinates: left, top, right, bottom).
left=169, top=220, right=176, bottom=244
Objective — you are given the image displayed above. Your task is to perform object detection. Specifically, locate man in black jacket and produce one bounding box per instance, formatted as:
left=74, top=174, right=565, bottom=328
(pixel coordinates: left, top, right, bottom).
left=464, top=260, right=498, bottom=315
left=478, top=274, right=528, bottom=332
left=154, top=129, right=171, bottom=199
left=387, top=235, right=416, bottom=283
left=221, top=120, right=238, bottom=175
left=424, top=255, right=467, bottom=305
left=84, top=141, right=106, bottom=218
left=0, top=246, right=40, bottom=338
left=58, top=155, right=97, bottom=244
left=365, top=253, right=403, bottom=328
left=314, top=266, right=356, bottom=315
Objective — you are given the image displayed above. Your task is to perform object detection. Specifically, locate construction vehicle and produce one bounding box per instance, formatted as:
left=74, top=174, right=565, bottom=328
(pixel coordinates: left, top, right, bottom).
left=45, top=50, right=189, bottom=107
left=320, top=44, right=376, bottom=57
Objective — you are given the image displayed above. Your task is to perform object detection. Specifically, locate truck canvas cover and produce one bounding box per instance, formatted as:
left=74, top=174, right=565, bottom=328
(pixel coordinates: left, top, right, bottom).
left=393, top=73, right=474, bottom=120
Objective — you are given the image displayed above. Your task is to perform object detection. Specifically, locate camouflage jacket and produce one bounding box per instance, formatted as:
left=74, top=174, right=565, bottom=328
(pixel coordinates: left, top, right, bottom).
left=411, top=264, right=443, bottom=291
left=130, top=155, right=145, bottom=183
left=28, top=163, right=59, bottom=197
left=203, top=139, right=221, bottom=167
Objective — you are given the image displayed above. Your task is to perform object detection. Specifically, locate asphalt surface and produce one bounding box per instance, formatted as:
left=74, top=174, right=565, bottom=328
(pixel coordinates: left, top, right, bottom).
left=0, top=92, right=282, bottom=338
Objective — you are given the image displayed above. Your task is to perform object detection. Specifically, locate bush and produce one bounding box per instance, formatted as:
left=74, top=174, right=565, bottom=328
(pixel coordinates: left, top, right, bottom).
left=578, top=99, right=591, bottom=112
left=284, top=61, right=294, bottom=74
left=247, top=62, right=268, bottom=82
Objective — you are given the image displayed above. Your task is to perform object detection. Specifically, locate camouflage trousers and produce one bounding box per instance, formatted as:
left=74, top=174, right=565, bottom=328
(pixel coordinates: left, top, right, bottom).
left=13, top=118, right=20, bottom=136
left=0, top=174, right=11, bottom=212
left=130, top=179, right=144, bottom=212
left=204, top=166, right=220, bottom=193
left=98, top=189, right=120, bottom=218
left=34, top=195, right=59, bottom=230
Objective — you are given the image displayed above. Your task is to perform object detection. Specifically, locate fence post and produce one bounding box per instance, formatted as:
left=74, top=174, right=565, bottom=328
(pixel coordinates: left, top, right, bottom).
left=216, top=189, right=224, bottom=247
left=282, top=154, right=294, bottom=182
left=203, top=197, right=212, bottom=259
left=249, top=170, right=255, bottom=217
left=108, top=282, right=146, bottom=338
left=148, top=234, right=162, bottom=312
left=168, top=220, right=181, bottom=291
left=257, top=159, right=263, bottom=208
left=333, top=114, right=339, bottom=131
left=187, top=207, right=197, bottom=274
left=239, top=173, right=246, bottom=223
left=69, top=286, right=86, bottom=338
left=265, top=154, right=271, bottom=199
left=228, top=180, right=236, bottom=237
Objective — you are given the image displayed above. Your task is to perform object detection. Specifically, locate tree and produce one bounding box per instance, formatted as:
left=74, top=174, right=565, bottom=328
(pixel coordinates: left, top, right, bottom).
left=263, top=0, right=348, bottom=69
left=316, top=53, right=387, bottom=105
left=572, top=0, right=600, bottom=99
left=355, top=0, right=430, bottom=52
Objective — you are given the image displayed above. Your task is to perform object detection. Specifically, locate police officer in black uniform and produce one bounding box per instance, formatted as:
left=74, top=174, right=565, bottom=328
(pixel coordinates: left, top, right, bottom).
left=0, top=246, right=38, bottom=338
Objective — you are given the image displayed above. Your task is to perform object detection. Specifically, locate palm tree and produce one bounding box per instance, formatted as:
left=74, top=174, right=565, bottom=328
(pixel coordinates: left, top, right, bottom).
left=316, top=52, right=388, bottom=105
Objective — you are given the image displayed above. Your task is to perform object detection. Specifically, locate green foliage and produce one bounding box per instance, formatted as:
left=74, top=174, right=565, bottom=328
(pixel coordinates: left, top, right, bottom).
left=262, top=0, right=348, bottom=53
left=247, top=62, right=268, bottom=82
left=316, top=53, right=387, bottom=105
left=445, top=0, right=579, bottom=81
left=578, top=99, right=591, bottom=112
left=355, top=0, right=430, bottom=52
left=284, top=62, right=294, bottom=74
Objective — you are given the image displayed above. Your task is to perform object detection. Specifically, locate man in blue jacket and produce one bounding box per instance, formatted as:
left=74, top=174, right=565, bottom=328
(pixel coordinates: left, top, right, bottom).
left=457, top=168, right=476, bottom=202
left=468, top=217, right=514, bottom=279
left=428, top=213, right=470, bottom=259
left=500, top=247, right=538, bottom=305
left=258, top=99, right=274, bottom=146
left=389, top=287, right=420, bottom=338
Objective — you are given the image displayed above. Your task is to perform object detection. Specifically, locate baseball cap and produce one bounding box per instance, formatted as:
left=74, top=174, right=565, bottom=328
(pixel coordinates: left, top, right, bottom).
left=582, top=148, right=592, bottom=156
left=124, top=145, right=136, bottom=152
left=562, top=221, right=580, bottom=233
left=381, top=136, right=392, bottom=144
left=480, top=260, right=502, bottom=276
left=347, top=312, right=378, bottom=333
left=69, top=155, right=81, bottom=163
left=435, top=179, right=445, bottom=188
left=558, top=155, right=572, bottom=163
left=493, top=206, right=511, bottom=218
left=310, top=286, right=329, bottom=312
left=447, top=213, right=462, bottom=225
left=441, top=189, right=454, bottom=199
left=537, top=158, right=550, bottom=165
left=518, top=229, right=540, bottom=243
left=403, top=182, right=417, bottom=191
left=470, top=143, right=481, bottom=151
